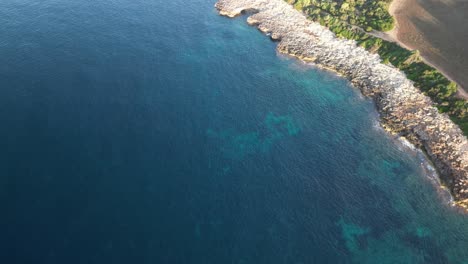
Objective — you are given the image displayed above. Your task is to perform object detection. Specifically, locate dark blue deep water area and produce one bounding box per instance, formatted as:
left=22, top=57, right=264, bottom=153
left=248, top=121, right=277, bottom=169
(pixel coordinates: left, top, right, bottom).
left=0, top=0, right=467, bottom=263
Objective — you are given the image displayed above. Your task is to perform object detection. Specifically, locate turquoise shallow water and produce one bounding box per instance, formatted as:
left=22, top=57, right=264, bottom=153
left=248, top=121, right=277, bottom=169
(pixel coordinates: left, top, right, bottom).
left=0, top=0, right=467, bottom=263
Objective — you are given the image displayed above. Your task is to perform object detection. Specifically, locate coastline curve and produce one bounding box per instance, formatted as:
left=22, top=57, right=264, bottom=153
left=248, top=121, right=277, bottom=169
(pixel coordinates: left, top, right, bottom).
left=215, top=0, right=468, bottom=211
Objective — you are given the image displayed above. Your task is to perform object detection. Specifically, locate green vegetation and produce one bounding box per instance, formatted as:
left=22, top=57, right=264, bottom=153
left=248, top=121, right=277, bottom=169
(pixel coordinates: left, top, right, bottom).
left=287, top=0, right=468, bottom=135
left=288, top=0, right=394, bottom=32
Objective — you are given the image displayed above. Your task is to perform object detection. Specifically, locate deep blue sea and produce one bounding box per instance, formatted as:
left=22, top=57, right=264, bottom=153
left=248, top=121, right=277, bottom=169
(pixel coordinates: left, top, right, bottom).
left=0, top=0, right=467, bottom=263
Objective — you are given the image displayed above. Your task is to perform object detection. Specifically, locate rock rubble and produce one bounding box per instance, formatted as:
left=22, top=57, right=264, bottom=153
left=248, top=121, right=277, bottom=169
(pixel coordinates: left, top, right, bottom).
left=215, top=0, right=468, bottom=210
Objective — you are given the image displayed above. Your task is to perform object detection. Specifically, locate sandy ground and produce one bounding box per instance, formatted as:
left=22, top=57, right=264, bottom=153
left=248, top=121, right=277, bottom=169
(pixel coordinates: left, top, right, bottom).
left=386, top=0, right=468, bottom=99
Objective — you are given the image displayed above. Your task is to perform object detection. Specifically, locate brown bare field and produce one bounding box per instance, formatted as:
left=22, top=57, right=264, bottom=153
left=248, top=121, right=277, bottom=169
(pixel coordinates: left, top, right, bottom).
left=389, top=0, right=468, bottom=96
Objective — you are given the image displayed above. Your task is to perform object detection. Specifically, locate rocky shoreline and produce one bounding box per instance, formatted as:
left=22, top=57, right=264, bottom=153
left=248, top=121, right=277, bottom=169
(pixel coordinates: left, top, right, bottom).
left=215, top=0, right=468, bottom=210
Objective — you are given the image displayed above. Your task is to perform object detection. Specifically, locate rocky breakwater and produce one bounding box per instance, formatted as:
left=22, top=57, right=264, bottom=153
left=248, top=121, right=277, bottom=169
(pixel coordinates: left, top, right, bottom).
left=215, top=0, right=468, bottom=210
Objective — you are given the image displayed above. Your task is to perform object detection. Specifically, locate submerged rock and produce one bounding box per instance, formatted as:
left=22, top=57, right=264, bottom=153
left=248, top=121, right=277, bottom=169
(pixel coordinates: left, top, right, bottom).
left=215, top=0, right=468, bottom=210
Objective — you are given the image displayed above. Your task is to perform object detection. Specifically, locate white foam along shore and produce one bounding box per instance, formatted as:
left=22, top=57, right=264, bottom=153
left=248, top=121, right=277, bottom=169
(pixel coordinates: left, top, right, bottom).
left=215, top=0, right=468, bottom=210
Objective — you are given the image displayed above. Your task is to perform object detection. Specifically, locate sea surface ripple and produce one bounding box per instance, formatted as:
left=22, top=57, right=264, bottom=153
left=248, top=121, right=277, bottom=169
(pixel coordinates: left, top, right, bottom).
left=0, top=0, right=467, bottom=263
